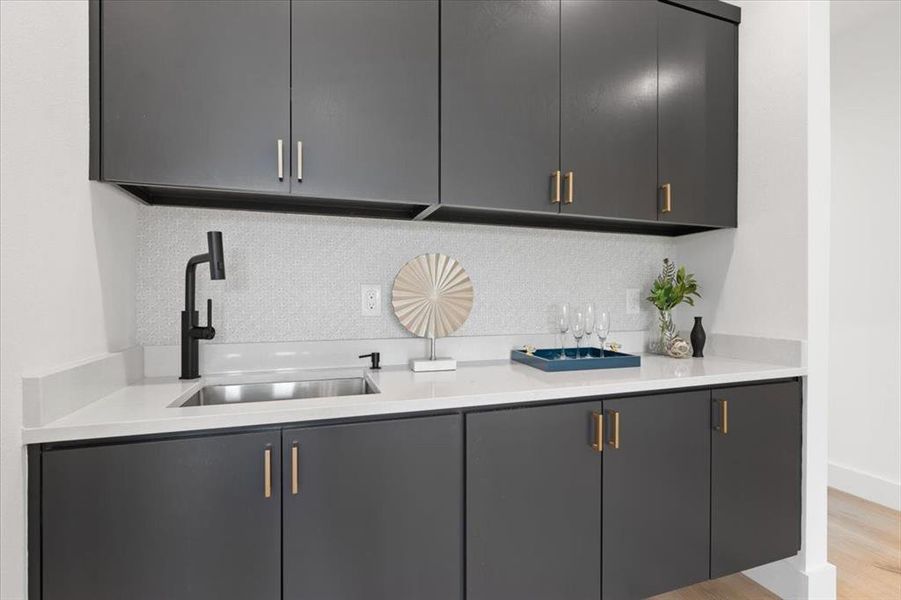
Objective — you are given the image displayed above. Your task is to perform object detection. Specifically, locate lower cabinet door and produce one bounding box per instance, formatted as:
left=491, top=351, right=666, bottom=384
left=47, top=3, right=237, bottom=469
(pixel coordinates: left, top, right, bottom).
left=41, top=431, right=281, bottom=600
left=282, top=415, right=462, bottom=600
left=467, top=402, right=603, bottom=600
left=602, top=392, right=711, bottom=600
left=711, top=381, right=802, bottom=577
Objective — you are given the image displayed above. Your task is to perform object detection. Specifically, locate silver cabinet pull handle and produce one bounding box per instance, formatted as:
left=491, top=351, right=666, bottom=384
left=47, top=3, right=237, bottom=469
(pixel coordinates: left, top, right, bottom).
left=277, top=139, right=284, bottom=180
left=297, top=141, right=303, bottom=182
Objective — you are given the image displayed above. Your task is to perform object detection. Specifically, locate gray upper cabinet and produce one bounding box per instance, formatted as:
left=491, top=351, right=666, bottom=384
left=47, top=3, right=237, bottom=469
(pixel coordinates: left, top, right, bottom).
left=467, top=402, right=603, bottom=600
left=560, top=0, right=658, bottom=220
left=93, top=0, right=739, bottom=232
left=711, top=381, right=802, bottom=577
left=658, top=2, right=738, bottom=227
left=282, top=415, right=462, bottom=600
left=290, top=1, right=438, bottom=204
left=441, top=0, right=560, bottom=213
left=602, top=392, right=711, bottom=600
left=41, top=431, right=281, bottom=600
left=100, top=1, right=290, bottom=193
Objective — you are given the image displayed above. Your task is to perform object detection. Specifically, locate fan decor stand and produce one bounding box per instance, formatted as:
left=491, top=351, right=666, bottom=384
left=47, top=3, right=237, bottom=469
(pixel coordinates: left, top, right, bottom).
left=411, top=337, right=457, bottom=372
left=391, top=253, right=474, bottom=373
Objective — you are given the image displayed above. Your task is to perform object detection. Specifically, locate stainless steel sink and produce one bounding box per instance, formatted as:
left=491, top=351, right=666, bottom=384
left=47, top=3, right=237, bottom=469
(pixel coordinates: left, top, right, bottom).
left=175, top=376, right=378, bottom=407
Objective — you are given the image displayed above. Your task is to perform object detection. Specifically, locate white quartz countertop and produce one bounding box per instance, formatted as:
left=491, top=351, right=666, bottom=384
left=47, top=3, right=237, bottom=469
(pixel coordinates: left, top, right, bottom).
left=22, top=354, right=805, bottom=444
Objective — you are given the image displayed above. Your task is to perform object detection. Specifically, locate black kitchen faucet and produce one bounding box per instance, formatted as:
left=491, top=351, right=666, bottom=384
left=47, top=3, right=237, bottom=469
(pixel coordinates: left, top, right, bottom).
left=181, top=231, right=225, bottom=379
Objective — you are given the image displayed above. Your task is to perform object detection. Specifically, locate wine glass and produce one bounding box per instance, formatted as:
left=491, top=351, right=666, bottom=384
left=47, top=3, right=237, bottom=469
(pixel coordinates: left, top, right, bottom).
left=596, top=310, right=611, bottom=356
left=584, top=303, right=596, bottom=356
left=570, top=308, right=586, bottom=358
left=556, top=303, right=570, bottom=359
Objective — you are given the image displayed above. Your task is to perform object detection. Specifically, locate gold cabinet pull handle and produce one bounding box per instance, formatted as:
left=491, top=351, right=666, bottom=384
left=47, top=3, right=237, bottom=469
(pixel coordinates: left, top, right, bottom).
left=277, top=139, right=284, bottom=180
left=715, top=399, right=729, bottom=434
left=263, top=447, right=272, bottom=498
left=591, top=411, right=604, bottom=452
left=291, top=442, right=299, bottom=495
left=564, top=171, right=574, bottom=204
left=660, top=182, right=672, bottom=213
left=608, top=410, right=621, bottom=449
left=551, top=170, right=561, bottom=204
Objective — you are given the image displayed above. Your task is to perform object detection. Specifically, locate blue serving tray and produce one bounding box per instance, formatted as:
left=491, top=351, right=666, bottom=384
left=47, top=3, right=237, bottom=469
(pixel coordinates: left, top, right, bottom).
left=511, top=347, right=641, bottom=372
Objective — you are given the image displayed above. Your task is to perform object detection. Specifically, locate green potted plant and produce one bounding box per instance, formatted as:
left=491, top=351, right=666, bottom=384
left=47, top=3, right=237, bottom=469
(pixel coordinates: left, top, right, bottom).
left=646, top=258, right=701, bottom=357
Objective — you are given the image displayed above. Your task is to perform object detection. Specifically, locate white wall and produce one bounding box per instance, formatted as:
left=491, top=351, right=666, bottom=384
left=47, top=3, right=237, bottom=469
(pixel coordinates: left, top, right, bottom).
left=0, top=2, right=140, bottom=598
left=828, top=1, right=901, bottom=510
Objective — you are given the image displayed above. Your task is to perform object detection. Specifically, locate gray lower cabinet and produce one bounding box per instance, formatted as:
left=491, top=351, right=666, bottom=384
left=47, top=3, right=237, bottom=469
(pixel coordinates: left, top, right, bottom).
left=35, top=378, right=799, bottom=600
left=658, top=2, right=738, bottom=227
left=282, top=415, right=462, bottom=600
left=290, top=1, right=439, bottom=204
left=441, top=0, right=561, bottom=213
left=602, top=392, right=711, bottom=600
left=560, top=0, right=658, bottom=221
left=100, top=1, right=291, bottom=192
left=41, top=431, right=281, bottom=600
left=711, top=381, right=803, bottom=577
left=466, top=402, right=603, bottom=600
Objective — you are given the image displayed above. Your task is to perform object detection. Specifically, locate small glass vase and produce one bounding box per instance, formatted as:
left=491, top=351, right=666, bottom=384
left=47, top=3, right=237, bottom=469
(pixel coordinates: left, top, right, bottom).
left=648, top=309, right=692, bottom=358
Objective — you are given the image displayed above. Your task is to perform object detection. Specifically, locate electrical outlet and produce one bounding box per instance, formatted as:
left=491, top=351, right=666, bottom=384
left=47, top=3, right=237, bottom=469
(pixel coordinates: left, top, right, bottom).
left=626, top=288, right=641, bottom=315
left=361, top=284, right=381, bottom=316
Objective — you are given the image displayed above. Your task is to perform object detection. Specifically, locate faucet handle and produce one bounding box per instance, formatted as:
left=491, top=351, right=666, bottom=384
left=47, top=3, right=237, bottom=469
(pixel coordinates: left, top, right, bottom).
left=198, top=298, right=216, bottom=340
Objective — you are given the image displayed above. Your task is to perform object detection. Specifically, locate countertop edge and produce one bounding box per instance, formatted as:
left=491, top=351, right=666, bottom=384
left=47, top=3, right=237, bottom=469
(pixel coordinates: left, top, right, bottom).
left=22, top=364, right=805, bottom=445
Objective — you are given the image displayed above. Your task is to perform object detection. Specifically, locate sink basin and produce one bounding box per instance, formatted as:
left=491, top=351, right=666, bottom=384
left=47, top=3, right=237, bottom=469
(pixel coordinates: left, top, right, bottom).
left=175, top=376, right=378, bottom=407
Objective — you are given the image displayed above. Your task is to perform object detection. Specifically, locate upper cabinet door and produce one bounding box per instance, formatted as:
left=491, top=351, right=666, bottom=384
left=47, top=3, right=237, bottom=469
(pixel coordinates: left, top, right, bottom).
left=41, top=432, right=281, bottom=600
left=442, top=1, right=560, bottom=213
left=291, top=1, right=438, bottom=204
left=711, top=381, right=802, bottom=577
left=602, top=392, right=711, bottom=600
left=561, top=1, right=658, bottom=220
left=282, top=416, right=462, bottom=600
left=467, top=402, right=603, bottom=600
left=101, top=1, right=290, bottom=192
left=658, top=3, right=737, bottom=227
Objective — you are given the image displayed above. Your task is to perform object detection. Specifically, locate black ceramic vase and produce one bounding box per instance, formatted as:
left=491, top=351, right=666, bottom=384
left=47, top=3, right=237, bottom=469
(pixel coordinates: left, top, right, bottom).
left=690, top=316, right=706, bottom=358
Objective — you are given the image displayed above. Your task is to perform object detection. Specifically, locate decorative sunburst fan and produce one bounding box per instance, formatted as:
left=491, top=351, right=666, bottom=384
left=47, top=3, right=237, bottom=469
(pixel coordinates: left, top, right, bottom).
left=392, top=254, right=474, bottom=339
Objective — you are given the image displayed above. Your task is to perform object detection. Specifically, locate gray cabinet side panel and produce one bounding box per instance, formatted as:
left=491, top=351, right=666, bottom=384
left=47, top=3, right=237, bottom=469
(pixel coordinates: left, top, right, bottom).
left=41, top=431, right=281, bottom=600
left=441, top=0, right=560, bottom=213
left=561, top=0, right=658, bottom=220
left=658, top=3, right=737, bottom=226
left=602, top=391, right=711, bottom=600
left=711, top=381, right=802, bottom=577
left=466, top=401, right=603, bottom=600
left=101, top=1, right=291, bottom=192
left=282, top=415, right=462, bottom=600
left=291, top=1, right=439, bottom=204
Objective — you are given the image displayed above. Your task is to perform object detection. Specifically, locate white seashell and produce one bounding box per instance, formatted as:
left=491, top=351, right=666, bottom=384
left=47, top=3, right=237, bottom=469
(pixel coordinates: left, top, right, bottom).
left=666, top=337, right=692, bottom=359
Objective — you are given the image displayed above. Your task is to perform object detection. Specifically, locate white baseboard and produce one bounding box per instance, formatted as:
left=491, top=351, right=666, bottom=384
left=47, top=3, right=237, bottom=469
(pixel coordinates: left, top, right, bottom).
left=828, top=462, right=901, bottom=511
left=745, top=558, right=837, bottom=599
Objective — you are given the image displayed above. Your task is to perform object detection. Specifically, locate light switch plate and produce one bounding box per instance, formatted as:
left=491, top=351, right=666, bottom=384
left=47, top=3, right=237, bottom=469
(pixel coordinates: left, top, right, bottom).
left=626, top=289, right=641, bottom=315
left=361, top=284, right=381, bottom=316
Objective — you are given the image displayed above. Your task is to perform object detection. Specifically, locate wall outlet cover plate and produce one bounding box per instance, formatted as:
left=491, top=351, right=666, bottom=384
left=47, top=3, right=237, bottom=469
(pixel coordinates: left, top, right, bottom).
left=360, top=284, right=381, bottom=316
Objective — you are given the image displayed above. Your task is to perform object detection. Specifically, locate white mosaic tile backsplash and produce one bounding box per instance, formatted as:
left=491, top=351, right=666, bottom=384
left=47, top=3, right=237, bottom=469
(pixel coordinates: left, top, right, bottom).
left=136, top=207, right=675, bottom=345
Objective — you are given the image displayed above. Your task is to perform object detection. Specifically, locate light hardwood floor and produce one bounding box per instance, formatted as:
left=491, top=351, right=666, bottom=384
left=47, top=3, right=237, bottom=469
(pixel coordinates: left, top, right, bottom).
left=654, top=488, right=901, bottom=599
